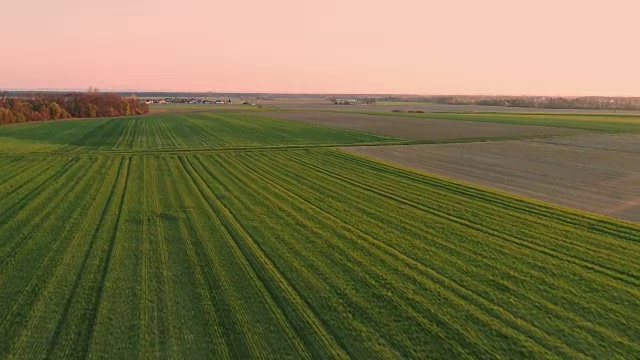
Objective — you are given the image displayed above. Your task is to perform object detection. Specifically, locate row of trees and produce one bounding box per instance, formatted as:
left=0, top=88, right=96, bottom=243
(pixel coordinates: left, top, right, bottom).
left=379, top=96, right=640, bottom=111
left=0, top=91, right=149, bottom=125
left=476, top=97, right=640, bottom=110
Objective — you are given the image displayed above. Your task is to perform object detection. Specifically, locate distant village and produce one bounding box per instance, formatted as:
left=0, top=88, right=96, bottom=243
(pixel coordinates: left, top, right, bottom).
left=331, top=98, right=377, bottom=105
left=143, top=98, right=243, bottom=105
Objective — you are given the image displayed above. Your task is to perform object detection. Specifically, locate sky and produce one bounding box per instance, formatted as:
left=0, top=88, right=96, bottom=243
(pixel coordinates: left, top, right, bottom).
left=1, top=0, right=639, bottom=96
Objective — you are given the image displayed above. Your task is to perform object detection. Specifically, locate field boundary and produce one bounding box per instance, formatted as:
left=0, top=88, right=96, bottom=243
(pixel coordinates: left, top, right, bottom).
left=259, top=109, right=640, bottom=133
left=0, top=133, right=583, bottom=158
left=337, top=147, right=640, bottom=228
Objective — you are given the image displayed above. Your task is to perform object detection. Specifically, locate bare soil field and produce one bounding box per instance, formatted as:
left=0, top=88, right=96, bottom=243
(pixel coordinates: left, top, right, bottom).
left=256, top=99, right=640, bottom=115
left=536, top=133, right=640, bottom=153
left=258, top=110, right=586, bottom=140
left=343, top=134, right=640, bottom=223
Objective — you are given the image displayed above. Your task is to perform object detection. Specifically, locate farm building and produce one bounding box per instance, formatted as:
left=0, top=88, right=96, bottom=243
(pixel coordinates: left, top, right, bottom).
left=334, top=99, right=361, bottom=105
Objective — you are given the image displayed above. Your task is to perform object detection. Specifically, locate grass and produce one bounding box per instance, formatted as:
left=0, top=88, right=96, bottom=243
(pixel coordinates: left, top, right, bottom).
left=1, top=112, right=640, bottom=358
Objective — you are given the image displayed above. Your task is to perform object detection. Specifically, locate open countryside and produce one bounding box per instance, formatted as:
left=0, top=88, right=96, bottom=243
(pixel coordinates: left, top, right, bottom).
left=1, top=110, right=640, bottom=358
left=0, top=112, right=396, bottom=154
left=4, top=0, right=640, bottom=357
left=258, top=110, right=590, bottom=140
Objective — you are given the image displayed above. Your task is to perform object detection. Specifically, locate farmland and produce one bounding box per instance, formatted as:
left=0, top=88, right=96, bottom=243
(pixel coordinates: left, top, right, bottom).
left=1, top=111, right=640, bottom=358
left=0, top=112, right=395, bottom=155
left=344, top=134, right=640, bottom=223
left=255, top=98, right=640, bottom=115
left=352, top=110, right=640, bottom=133
left=258, top=110, right=588, bottom=140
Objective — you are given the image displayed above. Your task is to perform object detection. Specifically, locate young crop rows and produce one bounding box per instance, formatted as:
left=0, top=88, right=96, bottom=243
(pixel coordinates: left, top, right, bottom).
left=0, top=112, right=396, bottom=155
left=0, top=114, right=639, bottom=358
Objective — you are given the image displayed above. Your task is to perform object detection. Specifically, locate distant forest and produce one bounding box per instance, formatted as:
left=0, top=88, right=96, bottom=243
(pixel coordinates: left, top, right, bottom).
left=0, top=91, right=149, bottom=125
left=379, top=96, right=640, bottom=111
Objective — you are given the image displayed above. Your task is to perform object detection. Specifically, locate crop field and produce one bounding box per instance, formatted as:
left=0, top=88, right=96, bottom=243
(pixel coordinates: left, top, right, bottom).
left=1, top=112, right=640, bottom=358
left=256, top=110, right=586, bottom=140
left=344, top=134, right=640, bottom=223
left=148, top=104, right=264, bottom=114
left=349, top=111, right=640, bottom=133
left=260, top=99, right=640, bottom=115
left=0, top=112, right=395, bottom=155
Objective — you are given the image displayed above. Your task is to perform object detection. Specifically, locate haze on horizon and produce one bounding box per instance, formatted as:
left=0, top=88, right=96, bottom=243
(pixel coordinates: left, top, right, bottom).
left=1, top=0, right=639, bottom=97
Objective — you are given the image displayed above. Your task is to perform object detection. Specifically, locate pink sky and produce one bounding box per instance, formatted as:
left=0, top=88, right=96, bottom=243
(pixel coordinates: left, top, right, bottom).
left=1, top=0, right=639, bottom=96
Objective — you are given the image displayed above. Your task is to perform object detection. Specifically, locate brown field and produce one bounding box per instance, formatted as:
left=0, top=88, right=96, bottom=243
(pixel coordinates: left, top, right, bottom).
left=343, top=134, right=640, bottom=223
left=254, top=99, right=640, bottom=114
left=536, top=133, right=640, bottom=152
left=258, top=110, right=585, bottom=140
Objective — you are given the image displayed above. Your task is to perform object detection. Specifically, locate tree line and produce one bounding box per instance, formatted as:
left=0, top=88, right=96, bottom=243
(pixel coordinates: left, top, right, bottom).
left=378, top=96, right=640, bottom=111
left=0, top=91, right=149, bottom=125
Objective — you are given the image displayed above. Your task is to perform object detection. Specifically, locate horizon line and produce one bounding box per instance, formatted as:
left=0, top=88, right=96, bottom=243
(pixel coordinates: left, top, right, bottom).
left=2, top=88, right=640, bottom=98
left=0, top=87, right=640, bottom=98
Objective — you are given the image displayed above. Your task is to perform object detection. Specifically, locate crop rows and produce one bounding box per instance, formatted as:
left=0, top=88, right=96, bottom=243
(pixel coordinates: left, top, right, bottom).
left=1, top=148, right=639, bottom=358
left=0, top=112, right=396, bottom=155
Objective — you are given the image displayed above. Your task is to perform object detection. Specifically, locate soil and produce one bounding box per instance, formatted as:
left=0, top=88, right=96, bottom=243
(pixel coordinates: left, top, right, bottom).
left=260, top=110, right=586, bottom=140
left=343, top=134, right=640, bottom=223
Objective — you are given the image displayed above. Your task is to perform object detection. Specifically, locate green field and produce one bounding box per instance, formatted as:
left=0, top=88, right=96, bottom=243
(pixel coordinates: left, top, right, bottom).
left=0, top=112, right=396, bottom=155
left=346, top=110, right=640, bottom=133
left=1, top=112, right=640, bottom=359
left=148, top=103, right=265, bottom=114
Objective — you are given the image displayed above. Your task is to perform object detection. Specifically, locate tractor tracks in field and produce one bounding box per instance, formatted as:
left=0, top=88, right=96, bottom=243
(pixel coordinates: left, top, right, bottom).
left=82, top=157, right=132, bottom=358
left=220, top=152, right=611, bottom=357
left=0, top=133, right=580, bottom=159
left=42, top=158, right=121, bottom=358
left=283, top=151, right=640, bottom=289
left=0, top=158, right=113, bottom=356
left=178, top=156, right=349, bottom=359
left=208, top=153, right=534, bottom=356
